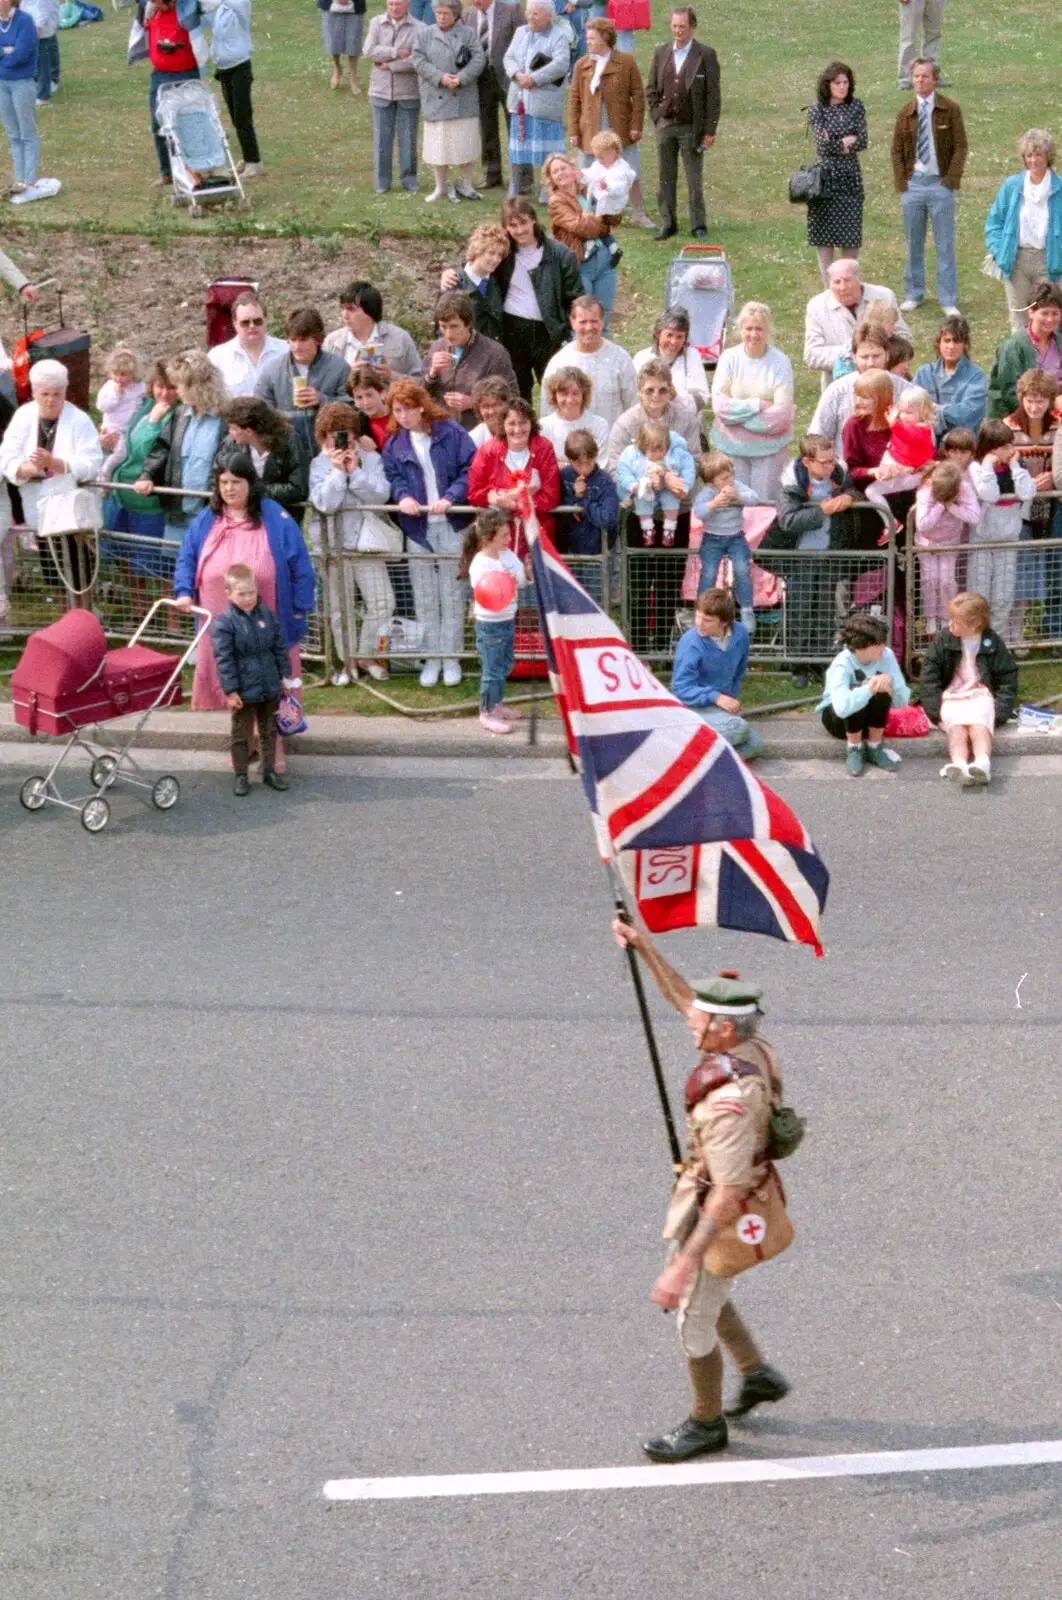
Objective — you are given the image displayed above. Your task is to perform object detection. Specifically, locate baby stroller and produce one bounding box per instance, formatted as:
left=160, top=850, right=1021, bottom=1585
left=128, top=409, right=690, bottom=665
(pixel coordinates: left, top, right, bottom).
left=12, top=599, right=210, bottom=832
left=664, top=243, right=735, bottom=367
left=154, top=79, right=247, bottom=216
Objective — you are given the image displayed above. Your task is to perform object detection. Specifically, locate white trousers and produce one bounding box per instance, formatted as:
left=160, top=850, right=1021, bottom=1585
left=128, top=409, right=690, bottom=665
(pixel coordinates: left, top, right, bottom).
left=407, top=518, right=465, bottom=662
left=967, top=535, right=1018, bottom=635
left=325, top=554, right=395, bottom=661
left=730, top=448, right=788, bottom=508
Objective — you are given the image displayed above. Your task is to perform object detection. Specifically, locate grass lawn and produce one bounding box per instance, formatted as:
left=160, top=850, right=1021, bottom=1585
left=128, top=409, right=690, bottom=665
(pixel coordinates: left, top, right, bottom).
left=22, top=0, right=1057, bottom=421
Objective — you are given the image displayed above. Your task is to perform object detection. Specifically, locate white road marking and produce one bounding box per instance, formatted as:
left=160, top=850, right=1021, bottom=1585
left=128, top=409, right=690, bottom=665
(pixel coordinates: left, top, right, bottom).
left=323, top=1438, right=1062, bottom=1502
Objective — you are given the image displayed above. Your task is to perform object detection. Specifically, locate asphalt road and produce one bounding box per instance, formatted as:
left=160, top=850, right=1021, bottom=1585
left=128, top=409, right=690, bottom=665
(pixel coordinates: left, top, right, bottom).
left=3, top=747, right=1062, bottom=1600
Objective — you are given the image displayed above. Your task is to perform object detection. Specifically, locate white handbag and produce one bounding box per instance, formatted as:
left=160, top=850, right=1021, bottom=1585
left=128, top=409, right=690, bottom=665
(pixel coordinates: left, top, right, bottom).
left=37, top=482, right=102, bottom=538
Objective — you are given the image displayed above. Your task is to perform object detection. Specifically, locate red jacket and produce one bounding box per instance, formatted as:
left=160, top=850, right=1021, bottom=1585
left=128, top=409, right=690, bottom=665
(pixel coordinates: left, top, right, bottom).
left=467, top=435, right=560, bottom=554
left=147, top=6, right=198, bottom=73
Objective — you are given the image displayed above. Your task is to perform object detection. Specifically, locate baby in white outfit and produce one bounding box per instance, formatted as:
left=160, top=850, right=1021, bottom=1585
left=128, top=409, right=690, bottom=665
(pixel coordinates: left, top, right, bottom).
left=582, top=130, right=634, bottom=270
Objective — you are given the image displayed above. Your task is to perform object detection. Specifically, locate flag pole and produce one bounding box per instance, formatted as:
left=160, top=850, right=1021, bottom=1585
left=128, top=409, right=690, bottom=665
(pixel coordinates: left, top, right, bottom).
left=609, top=873, right=684, bottom=1174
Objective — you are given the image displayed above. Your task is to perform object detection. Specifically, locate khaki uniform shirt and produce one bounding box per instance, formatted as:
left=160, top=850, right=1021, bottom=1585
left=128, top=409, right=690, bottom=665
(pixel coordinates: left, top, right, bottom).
left=663, top=1033, right=779, bottom=1243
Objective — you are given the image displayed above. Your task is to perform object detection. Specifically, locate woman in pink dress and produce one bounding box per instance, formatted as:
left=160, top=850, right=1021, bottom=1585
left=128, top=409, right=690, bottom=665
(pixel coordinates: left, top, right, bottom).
left=172, top=453, right=316, bottom=769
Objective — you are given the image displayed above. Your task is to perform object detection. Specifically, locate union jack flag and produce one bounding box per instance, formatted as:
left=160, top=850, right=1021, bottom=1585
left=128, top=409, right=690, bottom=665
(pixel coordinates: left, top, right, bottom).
left=525, top=513, right=829, bottom=955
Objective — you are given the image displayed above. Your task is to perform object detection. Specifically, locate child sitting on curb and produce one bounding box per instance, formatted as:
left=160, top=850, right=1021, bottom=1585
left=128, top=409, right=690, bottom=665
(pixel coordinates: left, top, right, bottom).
left=919, top=589, right=1018, bottom=787
left=670, top=587, right=764, bottom=760
left=817, top=612, right=910, bottom=777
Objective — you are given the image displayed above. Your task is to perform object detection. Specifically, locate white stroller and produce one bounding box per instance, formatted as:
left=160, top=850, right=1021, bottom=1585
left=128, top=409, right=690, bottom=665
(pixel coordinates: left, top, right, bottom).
left=664, top=243, right=735, bottom=368
left=154, top=80, right=248, bottom=216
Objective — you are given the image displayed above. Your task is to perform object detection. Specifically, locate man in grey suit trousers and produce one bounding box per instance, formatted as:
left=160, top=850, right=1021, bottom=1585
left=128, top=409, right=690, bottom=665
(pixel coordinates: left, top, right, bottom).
left=646, top=4, right=720, bottom=242
left=463, top=0, right=528, bottom=192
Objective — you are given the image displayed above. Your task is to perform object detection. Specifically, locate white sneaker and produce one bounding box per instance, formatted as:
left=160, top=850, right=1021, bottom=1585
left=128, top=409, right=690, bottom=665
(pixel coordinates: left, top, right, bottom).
left=940, top=761, right=968, bottom=784
left=331, top=669, right=351, bottom=687
left=942, top=304, right=961, bottom=317
left=442, top=660, right=463, bottom=687
left=241, top=162, right=264, bottom=179
left=419, top=660, right=441, bottom=687
left=967, top=757, right=991, bottom=785
left=899, top=298, right=921, bottom=312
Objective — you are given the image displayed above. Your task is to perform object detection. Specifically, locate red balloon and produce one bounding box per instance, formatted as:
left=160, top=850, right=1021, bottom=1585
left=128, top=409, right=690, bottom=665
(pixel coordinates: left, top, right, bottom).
left=473, top=570, right=518, bottom=611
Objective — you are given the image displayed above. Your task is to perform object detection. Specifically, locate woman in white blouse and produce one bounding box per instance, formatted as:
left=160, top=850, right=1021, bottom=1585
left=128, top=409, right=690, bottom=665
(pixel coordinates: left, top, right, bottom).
left=985, top=129, right=1062, bottom=335
left=708, top=301, right=795, bottom=506
left=633, top=309, right=709, bottom=411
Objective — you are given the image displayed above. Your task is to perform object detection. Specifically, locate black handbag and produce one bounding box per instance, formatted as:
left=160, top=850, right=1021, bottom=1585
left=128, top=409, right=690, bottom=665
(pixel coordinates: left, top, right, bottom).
left=788, top=163, right=825, bottom=204
left=788, top=105, right=827, bottom=205
left=453, top=43, right=473, bottom=69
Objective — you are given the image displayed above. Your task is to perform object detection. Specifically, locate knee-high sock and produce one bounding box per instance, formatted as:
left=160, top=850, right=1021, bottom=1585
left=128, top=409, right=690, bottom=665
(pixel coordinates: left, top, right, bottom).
left=716, top=1301, right=764, bottom=1375
left=687, top=1346, right=723, bottom=1423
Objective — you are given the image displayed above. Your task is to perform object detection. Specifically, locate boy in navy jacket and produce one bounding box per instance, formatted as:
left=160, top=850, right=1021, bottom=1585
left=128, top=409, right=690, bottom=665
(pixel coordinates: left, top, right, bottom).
left=559, top=428, right=618, bottom=604
left=211, top=562, right=292, bottom=795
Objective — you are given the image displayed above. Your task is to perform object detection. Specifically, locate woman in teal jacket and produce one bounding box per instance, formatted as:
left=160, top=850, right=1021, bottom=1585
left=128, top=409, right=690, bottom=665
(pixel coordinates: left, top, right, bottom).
left=984, top=129, right=1062, bottom=334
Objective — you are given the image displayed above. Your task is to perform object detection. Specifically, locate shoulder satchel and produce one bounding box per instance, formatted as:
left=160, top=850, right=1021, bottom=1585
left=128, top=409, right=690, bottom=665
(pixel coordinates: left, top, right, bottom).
left=788, top=105, right=827, bottom=206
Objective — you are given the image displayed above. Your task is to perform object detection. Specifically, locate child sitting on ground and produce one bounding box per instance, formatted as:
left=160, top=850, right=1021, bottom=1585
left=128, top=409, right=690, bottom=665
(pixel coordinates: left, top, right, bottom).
left=920, top=589, right=1018, bottom=786
left=457, top=508, right=527, bottom=737
left=97, top=347, right=146, bottom=452
left=559, top=428, right=619, bottom=603
left=211, top=563, right=294, bottom=796
left=615, top=419, right=696, bottom=547
left=915, top=459, right=980, bottom=637
left=581, top=129, right=635, bottom=270
left=863, top=385, right=937, bottom=525
left=968, top=419, right=1036, bottom=638
left=671, top=586, right=764, bottom=760
left=817, top=612, right=910, bottom=776
left=692, top=449, right=761, bottom=635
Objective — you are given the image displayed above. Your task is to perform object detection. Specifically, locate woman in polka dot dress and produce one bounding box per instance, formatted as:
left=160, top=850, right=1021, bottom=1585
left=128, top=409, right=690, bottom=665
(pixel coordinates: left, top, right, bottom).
left=806, top=61, right=868, bottom=284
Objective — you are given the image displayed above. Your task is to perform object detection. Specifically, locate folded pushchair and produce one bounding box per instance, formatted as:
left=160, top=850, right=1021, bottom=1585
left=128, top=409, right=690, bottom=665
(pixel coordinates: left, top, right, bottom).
left=664, top=243, right=735, bottom=367
left=154, top=79, right=247, bottom=216
left=12, top=598, right=210, bottom=832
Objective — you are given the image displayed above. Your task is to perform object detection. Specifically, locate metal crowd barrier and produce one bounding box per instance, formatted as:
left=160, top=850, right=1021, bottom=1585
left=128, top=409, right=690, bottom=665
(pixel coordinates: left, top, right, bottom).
left=902, top=498, right=1062, bottom=675
left=0, top=488, right=898, bottom=678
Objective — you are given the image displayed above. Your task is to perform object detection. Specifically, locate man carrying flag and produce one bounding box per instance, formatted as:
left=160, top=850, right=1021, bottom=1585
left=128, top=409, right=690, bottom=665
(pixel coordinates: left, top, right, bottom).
left=611, top=930, right=792, bottom=1462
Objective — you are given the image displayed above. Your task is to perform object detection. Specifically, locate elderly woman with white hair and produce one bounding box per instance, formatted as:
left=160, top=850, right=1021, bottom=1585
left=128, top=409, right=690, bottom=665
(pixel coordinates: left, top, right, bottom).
left=504, top=0, right=570, bottom=200
left=0, top=358, right=103, bottom=528
left=985, top=129, right=1062, bottom=334
left=709, top=301, right=794, bottom=505
left=411, top=0, right=484, bottom=204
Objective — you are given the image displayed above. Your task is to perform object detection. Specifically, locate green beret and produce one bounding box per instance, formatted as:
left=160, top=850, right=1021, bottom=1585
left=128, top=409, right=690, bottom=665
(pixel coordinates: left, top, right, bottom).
left=690, top=973, right=763, bottom=1015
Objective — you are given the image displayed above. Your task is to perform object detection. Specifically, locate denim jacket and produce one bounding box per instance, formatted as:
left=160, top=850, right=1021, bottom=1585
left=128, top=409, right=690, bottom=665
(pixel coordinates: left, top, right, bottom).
left=913, top=354, right=988, bottom=442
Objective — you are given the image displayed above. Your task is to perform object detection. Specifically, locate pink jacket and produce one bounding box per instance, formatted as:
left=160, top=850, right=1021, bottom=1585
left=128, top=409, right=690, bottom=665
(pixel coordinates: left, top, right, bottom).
left=915, top=476, right=980, bottom=548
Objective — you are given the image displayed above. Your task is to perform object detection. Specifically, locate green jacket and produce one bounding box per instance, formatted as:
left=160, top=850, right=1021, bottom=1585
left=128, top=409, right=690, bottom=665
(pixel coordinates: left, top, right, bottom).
left=988, top=330, right=1062, bottom=419
left=110, top=398, right=173, bottom=514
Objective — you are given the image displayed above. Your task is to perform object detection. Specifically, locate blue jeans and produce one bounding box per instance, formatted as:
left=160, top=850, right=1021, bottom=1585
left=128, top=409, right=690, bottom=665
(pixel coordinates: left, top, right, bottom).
left=36, top=36, right=59, bottom=102
left=634, top=488, right=681, bottom=518
left=698, top=704, right=765, bottom=760
left=578, top=239, right=618, bottom=330
left=149, top=67, right=201, bottom=179
left=698, top=532, right=753, bottom=611
left=0, top=78, right=38, bottom=185
left=370, top=96, right=419, bottom=193
left=475, top=617, right=515, bottom=711
left=901, top=173, right=957, bottom=307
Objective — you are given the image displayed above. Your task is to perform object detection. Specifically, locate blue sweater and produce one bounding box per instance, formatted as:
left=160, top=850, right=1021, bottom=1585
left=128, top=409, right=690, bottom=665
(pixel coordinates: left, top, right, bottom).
left=816, top=646, right=910, bottom=718
left=985, top=170, right=1062, bottom=281
left=172, top=498, right=316, bottom=646
left=671, top=622, right=750, bottom=708
left=0, top=8, right=38, bottom=79
left=559, top=463, right=619, bottom=552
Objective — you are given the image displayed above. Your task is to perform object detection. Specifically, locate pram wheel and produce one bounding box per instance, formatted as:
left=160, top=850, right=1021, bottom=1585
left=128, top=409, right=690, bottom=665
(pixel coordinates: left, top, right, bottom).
left=152, top=775, right=180, bottom=810
left=80, top=796, right=110, bottom=833
left=20, top=775, right=48, bottom=811
left=90, top=755, right=118, bottom=788
left=189, top=203, right=204, bottom=218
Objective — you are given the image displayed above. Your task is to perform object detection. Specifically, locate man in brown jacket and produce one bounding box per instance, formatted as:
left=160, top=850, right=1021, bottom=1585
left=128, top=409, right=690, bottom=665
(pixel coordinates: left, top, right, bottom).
left=568, top=17, right=651, bottom=228
left=645, top=5, right=720, bottom=242
left=890, top=58, right=967, bottom=316
left=423, top=292, right=518, bottom=428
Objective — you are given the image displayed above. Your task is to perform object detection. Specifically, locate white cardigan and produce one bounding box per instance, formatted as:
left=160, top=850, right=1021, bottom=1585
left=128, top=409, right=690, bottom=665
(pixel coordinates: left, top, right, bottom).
left=0, top=400, right=104, bottom=528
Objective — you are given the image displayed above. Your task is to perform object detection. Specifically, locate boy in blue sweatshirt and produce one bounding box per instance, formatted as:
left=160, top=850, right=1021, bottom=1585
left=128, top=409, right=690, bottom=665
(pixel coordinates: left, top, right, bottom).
left=559, top=427, right=619, bottom=603
left=817, top=611, right=909, bottom=776
left=670, top=587, right=764, bottom=760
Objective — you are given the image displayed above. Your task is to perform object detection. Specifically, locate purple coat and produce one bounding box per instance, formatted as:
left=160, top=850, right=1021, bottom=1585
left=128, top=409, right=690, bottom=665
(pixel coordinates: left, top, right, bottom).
left=382, top=419, right=475, bottom=548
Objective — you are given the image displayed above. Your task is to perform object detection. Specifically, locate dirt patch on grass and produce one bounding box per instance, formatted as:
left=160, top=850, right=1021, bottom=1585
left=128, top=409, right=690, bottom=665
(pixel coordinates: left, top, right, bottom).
left=1, top=227, right=461, bottom=392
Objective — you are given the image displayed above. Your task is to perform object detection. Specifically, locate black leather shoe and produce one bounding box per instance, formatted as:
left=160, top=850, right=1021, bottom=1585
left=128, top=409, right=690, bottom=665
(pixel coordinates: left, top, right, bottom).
left=691, top=226, right=709, bottom=240
left=643, top=1415, right=728, bottom=1462
left=653, top=226, right=677, bottom=242
left=263, top=769, right=290, bottom=791
left=724, top=1365, right=790, bottom=1418
left=233, top=773, right=250, bottom=797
